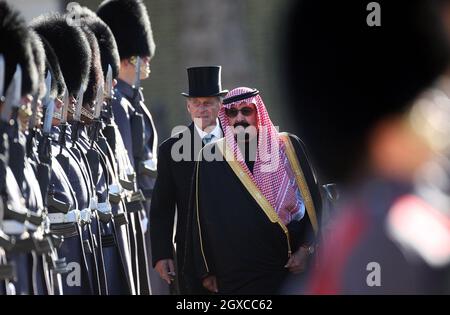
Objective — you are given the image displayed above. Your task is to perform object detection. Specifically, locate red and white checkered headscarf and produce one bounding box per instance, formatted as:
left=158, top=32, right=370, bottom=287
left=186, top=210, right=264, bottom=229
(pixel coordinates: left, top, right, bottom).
left=219, top=87, right=304, bottom=225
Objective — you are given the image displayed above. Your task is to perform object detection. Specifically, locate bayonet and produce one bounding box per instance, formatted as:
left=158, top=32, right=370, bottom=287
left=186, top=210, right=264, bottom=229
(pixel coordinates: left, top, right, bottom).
left=0, top=54, right=5, bottom=98
left=94, top=83, right=104, bottom=119
left=102, top=65, right=114, bottom=125
left=134, top=56, right=141, bottom=90
left=74, top=85, right=84, bottom=122
left=58, top=89, right=69, bottom=153
left=26, top=94, right=39, bottom=158
left=41, top=72, right=52, bottom=109
left=42, top=72, right=54, bottom=135
left=105, top=65, right=113, bottom=100
left=60, top=89, right=69, bottom=125
left=71, top=84, right=86, bottom=143
left=89, top=83, right=104, bottom=149
left=131, top=57, right=142, bottom=113
left=28, top=96, right=39, bottom=130
left=43, top=100, right=55, bottom=135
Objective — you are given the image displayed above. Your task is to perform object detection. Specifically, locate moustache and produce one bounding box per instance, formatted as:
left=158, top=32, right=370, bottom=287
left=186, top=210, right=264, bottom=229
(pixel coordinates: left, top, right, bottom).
left=233, top=122, right=250, bottom=129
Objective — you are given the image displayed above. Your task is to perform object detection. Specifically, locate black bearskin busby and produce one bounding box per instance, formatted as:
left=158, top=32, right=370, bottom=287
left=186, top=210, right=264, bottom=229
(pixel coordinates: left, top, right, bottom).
left=97, top=0, right=155, bottom=60
left=37, top=36, right=66, bottom=100
left=78, top=27, right=104, bottom=108
left=30, top=13, right=91, bottom=96
left=0, top=1, right=38, bottom=97
left=28, top=29, right=47, bottom=100
left=73, top=5, right=120, bottom=79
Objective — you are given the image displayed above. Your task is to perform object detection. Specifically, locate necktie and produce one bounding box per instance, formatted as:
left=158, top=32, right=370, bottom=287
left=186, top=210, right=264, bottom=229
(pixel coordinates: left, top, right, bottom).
left=203, top=134, right=215, bottom=145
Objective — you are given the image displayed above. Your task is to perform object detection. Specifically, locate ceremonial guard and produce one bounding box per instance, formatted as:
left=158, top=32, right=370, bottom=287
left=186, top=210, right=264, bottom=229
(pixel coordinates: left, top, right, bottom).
left=98, top=0, right=161, bottom=295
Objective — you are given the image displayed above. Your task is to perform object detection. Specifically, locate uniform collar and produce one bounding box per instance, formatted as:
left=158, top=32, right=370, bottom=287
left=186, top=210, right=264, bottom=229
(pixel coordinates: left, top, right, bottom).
left=116, top=78, right=135, bottom=100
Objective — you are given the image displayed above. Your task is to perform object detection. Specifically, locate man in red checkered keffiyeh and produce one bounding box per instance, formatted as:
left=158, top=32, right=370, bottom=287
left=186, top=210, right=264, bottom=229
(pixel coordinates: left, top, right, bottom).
left=219, top=87, right=305, bottom=226
left=190, top=87, right=322, bottom=294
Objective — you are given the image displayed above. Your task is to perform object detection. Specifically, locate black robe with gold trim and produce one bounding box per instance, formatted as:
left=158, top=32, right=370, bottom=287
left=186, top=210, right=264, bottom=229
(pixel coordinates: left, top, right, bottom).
left=186, top=133, right=322, bottom=294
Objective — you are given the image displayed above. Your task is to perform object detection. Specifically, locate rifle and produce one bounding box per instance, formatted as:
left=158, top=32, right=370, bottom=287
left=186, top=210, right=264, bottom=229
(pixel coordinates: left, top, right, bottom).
left=129, top=58, right=151, bottom=178
left=101, top=65, right=117, bottom=155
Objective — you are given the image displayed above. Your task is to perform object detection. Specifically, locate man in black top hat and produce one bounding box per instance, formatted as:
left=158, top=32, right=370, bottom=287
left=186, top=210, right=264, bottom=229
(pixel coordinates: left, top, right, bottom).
left=150, top=66, right=227, bottom=294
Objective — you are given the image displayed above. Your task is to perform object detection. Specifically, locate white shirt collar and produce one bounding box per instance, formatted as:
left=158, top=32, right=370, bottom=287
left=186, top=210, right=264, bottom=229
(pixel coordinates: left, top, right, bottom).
left=194, top=118, right=222, bottom=141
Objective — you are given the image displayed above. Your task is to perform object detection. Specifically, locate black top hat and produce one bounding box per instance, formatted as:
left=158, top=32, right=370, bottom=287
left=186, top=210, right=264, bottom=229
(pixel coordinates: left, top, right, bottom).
left=181, top=66, right=228, bottom=97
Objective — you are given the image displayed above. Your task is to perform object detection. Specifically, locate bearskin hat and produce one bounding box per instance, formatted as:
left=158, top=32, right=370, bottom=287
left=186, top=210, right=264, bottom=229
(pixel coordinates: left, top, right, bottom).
left=37, top=36, right=66, bottom=100
left=0, top=1, right=38, bottom=96
left=74, top=5, right=120, bottom=79
left=97, top=0, right=155, bottom=60
left=28, top=29, right=47, bottom=100
left=78, top=27, right=104, bottom=108
left=30, top=13, right=91, bottom=96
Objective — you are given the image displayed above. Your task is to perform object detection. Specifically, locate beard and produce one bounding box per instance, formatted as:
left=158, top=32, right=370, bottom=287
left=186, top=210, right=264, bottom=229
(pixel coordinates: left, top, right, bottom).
left=233, top=122, right=255, bottom=142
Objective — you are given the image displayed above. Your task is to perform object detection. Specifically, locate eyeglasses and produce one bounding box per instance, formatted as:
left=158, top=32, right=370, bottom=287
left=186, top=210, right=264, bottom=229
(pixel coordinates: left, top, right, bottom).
left=224, top=107, right=255, bottom=118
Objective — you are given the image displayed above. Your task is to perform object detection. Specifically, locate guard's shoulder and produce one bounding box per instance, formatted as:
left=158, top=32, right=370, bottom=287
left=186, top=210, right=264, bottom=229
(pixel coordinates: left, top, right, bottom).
left=114, top=89, right=134, bottom=110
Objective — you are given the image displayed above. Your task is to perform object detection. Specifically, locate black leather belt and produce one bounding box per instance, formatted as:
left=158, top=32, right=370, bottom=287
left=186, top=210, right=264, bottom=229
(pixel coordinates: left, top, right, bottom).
left=101, top=234, right=115, bottom=248
left=50, top=222, right=78, bottom=238
left=0, top=263, right=16, bottom=281
left=97, top=211, right=112, bottom=224
left=125, top=200, right=144, bottom=213
left=4, top=208, right=27, bottom=223
left=113, top=213, right=128, bottom=226
left=8, top=237, right=35, bottom=253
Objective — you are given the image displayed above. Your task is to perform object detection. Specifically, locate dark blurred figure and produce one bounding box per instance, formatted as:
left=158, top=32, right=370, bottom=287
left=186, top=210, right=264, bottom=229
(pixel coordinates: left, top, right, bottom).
left=282, top=0, right=450, bottom=294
